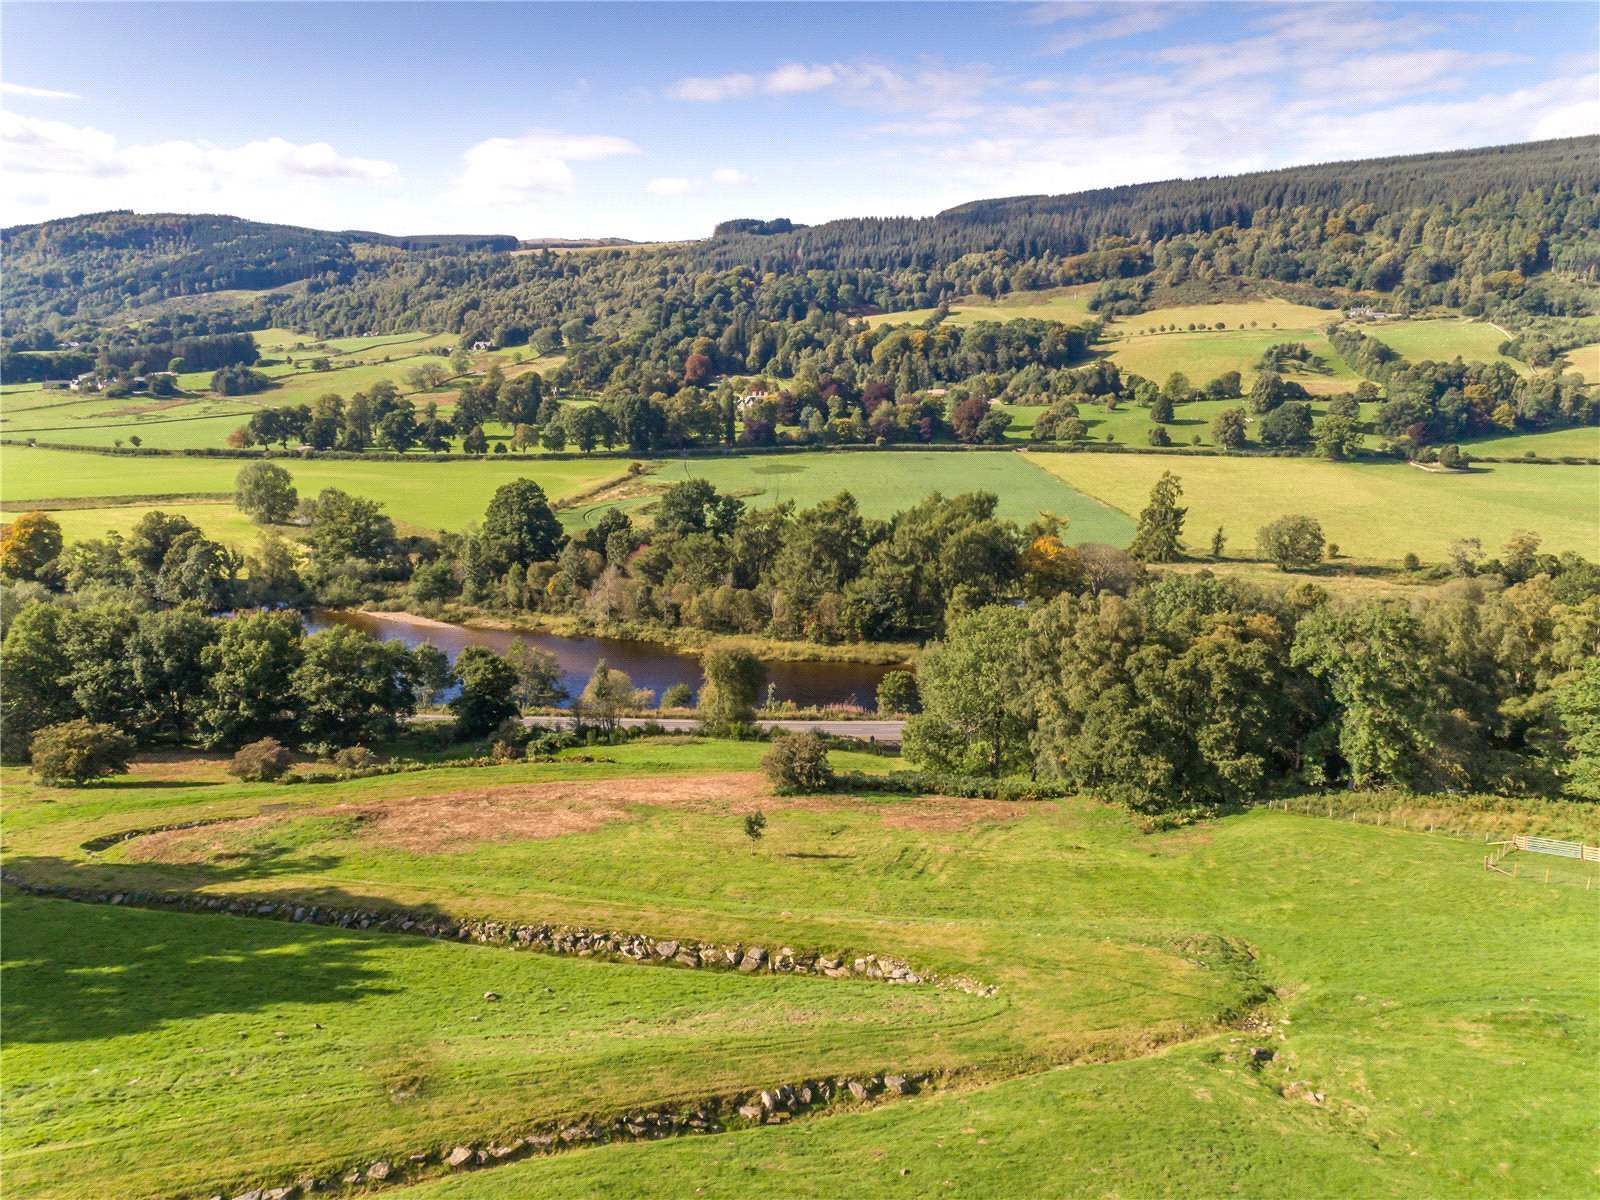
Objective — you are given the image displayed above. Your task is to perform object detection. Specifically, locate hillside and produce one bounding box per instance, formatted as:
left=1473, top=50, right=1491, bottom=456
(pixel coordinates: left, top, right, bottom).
left=5, top=138, right=1596, bottom=351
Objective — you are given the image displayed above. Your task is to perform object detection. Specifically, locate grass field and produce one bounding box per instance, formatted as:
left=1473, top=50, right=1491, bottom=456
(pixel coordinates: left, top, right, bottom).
left=0, top=330, right=562, bottom=452
left=863, top=287, right=1095, bottom=330
left=1025, top=451, right=1600, bottom=562
left=1561, top=341, right=1600, bottom=381
left=1362, top=319, right=1528, bottom=374
left=0, top=447, right=637, bottom=534
left=1000, top=396, right=1387, bottom=451
left=2, top=738, right=1593, bottom=1199
left=1461, top=424, right=1600, bottom=460
left=616, top=451, right=1135, bottom=542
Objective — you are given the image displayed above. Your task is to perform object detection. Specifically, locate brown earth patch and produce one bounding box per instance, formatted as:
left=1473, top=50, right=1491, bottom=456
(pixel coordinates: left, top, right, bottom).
left=877, top=797, right=1028, bottom=832
left=125, top=773, right=772, bottom=860
left=118, top=775, right=1027, bottom=864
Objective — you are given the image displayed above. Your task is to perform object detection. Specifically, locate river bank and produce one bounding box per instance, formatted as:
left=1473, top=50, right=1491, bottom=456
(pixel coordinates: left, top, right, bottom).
left=311, top=610, right=906, bottom=712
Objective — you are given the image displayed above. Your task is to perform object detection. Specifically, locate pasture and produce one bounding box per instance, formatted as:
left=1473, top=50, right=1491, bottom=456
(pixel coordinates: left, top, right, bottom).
left=2, top=739, right=1592, bottom=1199
left=1561, top=340, right=1600, bottom=382
left=617, top=451, right=1135, bottom=541
left=1000, top=396, right=1386, bottom=450
left=1361, top=319, right=1527, bottom=373
left=0, top=329, right=562, bottom=452
left=1025, top=451, right=1600, bottom=562
left=863, top=287, right=1095, bottom=329
left=0, top=447, right=637, bottom=535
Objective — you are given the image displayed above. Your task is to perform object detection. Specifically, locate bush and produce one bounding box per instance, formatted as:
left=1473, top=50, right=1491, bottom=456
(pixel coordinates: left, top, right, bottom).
left=761, top=731, right=835, bottom=794
left=661, top=682, right=694, bottom=709
left=331, top=745, right=380, bottom=771
left=229, top=737, right=294, bottom=782
left=30, top=720, right=135, bottom=786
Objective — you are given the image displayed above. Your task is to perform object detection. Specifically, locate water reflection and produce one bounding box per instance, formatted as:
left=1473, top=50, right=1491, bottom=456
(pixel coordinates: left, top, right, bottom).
left=307, top=610, right=894, bottom=711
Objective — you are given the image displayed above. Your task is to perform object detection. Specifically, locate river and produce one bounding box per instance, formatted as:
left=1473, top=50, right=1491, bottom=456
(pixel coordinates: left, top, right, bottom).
left=306, top=610, right=896, bottom=711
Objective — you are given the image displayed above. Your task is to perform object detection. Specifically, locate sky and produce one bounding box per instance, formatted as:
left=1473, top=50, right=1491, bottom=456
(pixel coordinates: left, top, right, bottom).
left=2, top=1, right=1596, bottom=240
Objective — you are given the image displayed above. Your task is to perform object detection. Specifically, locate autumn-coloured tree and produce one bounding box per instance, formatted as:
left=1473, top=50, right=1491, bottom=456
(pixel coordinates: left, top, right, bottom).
left=0, top=511, right=63, bottom=582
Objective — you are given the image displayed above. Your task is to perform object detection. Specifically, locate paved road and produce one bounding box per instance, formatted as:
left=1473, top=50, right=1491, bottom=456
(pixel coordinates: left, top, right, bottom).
left=523, top=716, right=905, bottom=743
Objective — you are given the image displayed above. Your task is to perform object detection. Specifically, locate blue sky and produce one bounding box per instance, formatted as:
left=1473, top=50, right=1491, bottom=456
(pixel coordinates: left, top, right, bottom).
left=3, top=2, right=1596, bottom=239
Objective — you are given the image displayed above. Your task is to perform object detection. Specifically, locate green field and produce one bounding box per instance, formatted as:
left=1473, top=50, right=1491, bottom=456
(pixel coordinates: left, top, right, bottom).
left=1363, top=319, right=1529, bottom=374
left=0, top=447, right=636, bottom=534
left=2, top=739, right=1593, bottom=1199
left=613, top=451, right=1135, bottom=542
left=1461, top=424, right=1600, bottom=459
left=0, top=331, right=562, bottom=452
left=1026, top=451, right=1600, bottom=562
left=864, top=287, right=1095, bottom=329
left=1001, top=396, right=1387, bottom=450
left=1561, top=341, right=1600, bottom=382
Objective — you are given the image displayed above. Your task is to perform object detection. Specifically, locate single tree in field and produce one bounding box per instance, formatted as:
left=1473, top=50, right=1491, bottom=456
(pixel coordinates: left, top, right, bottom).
left=1256, top=514, right=1325, bottom=571
left=234, top=461, right=298, bottom=525
left=1210, top=527, right=1226, bottom=559
left=1128, top=471, right=1186, bottom=562
left=1314, top=414, right=1363, bottom=460
left=1211, top=407, right=1248, bottom=449
left=743, top=808, right=767, bottom=853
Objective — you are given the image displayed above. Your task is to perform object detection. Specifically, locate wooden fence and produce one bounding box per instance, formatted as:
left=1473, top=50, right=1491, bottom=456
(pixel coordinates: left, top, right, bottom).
left=1511, top=834, right=1600, bottom=861
left=1484, top=835, right=1600, bottom=886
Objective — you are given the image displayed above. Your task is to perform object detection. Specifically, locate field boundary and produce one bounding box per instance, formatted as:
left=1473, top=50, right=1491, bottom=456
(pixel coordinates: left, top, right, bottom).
left=0, top=867, right=995, bottom=994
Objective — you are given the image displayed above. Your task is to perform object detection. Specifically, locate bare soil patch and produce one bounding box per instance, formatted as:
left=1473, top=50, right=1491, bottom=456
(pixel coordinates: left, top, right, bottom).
left=878, top=797, right=1029, bottom=832
left=126, top=773, right=770, bottom=860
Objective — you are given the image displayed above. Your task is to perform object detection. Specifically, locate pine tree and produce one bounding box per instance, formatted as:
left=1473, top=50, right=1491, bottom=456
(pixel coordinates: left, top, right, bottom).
left=1129, top=472, right=1187, bottom=562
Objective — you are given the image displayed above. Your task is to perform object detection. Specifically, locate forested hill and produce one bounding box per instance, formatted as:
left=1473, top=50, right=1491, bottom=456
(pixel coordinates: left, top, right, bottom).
left=0, top=212, right=517, bottom=334
left=4, top=137, right=1596, bottom=349
left=708, top=137, right=1600, bottom=271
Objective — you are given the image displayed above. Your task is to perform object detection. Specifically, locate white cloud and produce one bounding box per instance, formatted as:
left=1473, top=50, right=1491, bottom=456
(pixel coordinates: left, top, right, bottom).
left=2, top=82, right=82, bottom=100
left=711, top=167, right=752, bottom=185
left=765, top=62, right=838, bottom=94
left=2, top=112, right=396, bottom=184
left=1, top=112, right=402, bottom=226
left=646, top=176, right=699, bottom=196
left=451, top=130, right=639, bottom=204
left=667, top=73, right=757, bottom=102
left=1036, top=7, right=1174, bottom=55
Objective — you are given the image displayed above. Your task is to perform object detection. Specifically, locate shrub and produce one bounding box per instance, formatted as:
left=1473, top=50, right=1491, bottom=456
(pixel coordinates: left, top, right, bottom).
left=229, top=737, right=294, bottom=782
left=30, top=720, right=135, bottom=786
left=661, top=682, right=694, bottom=709
left=331, top=745, right=380, bottom=772
left=761, top=731, right=835, bottom=794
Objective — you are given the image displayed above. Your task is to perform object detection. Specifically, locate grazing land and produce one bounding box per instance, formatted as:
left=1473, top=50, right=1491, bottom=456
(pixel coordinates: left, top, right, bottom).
left=862, top=287, right=1095, bottom=329
left=0, top=447, right=637, bottom=534
left=618, top=451, right=1134, bottom=540
left=1025, top=451, right=1599, bottom=562
left=1362, top=319, right=1529, bottom=374
left=2, top=740, right=1593, bottom=1199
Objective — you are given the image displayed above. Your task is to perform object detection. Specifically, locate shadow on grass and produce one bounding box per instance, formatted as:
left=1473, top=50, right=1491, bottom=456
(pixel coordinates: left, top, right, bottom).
left=1, top=855, right=456, bottom=1044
